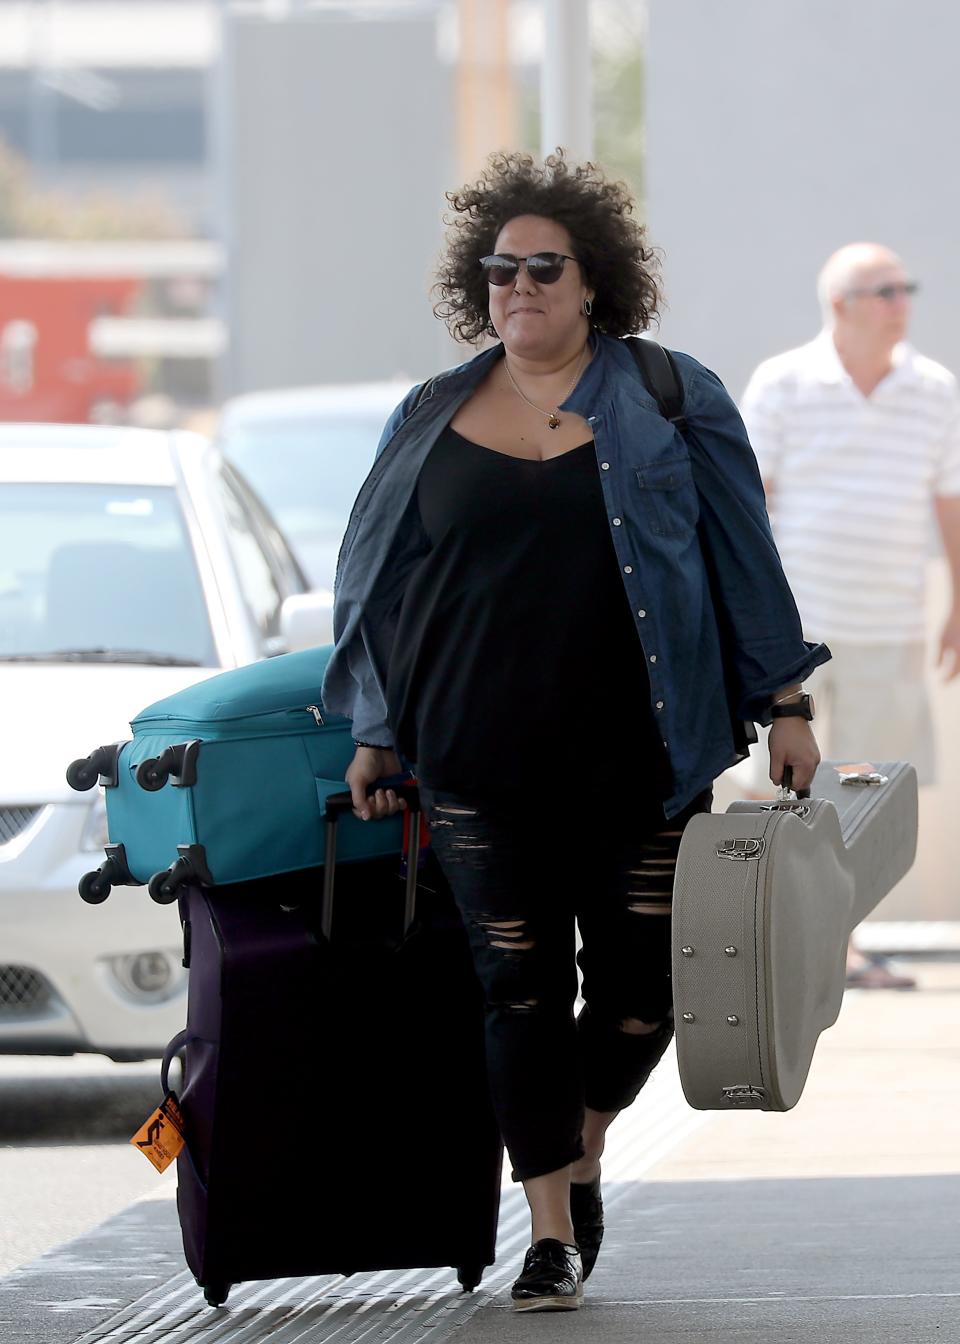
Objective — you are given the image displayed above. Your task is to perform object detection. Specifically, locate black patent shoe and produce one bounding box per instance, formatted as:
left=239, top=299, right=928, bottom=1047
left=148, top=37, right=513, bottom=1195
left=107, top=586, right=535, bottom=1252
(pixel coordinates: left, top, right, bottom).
left=570, top=1177, right=604, bottom=1280
left=511, top=1238, right=583, bottom=1312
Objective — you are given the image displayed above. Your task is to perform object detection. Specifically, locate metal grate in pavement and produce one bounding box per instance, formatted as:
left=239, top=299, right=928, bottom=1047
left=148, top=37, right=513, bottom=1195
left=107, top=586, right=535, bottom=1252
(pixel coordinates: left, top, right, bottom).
left=73, top=1045, right=705, bottom=1344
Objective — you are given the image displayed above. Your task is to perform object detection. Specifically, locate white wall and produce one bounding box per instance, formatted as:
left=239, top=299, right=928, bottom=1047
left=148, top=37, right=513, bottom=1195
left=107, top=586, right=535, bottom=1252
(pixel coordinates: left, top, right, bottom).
left=645, top=0, right=960, bottom=399
left=223, top=14, right=454, bottom=394
left=646, top=1, right=960, bottom=922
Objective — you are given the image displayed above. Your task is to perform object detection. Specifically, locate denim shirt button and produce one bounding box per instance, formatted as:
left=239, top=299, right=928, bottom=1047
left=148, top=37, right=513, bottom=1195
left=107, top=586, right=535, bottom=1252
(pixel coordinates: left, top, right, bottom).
left=624, top=565, right=633, bottom=574
left=656, top=700, right=664, bottom=710
left=649, top=654, right=658, bottom=663
left=637, top=608, right=646, bottom=617
left=612, top=517, right=622, bottom=526
left=601, top=461, right=610, bottom=470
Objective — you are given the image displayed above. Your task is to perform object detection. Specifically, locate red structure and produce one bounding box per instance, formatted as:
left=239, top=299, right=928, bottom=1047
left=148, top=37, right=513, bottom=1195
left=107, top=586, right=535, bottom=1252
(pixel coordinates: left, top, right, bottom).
left=0, top=270, right=143, bottom=423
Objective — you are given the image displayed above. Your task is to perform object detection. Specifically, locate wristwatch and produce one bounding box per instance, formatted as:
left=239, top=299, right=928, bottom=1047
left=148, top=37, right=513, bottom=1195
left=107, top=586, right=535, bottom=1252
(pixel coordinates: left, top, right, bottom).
left=770, top=692, right=816, bottom=722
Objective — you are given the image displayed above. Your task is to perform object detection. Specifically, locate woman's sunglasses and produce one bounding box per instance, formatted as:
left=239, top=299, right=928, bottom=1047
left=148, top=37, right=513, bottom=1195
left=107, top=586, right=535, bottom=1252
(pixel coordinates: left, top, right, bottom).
left=479, top=252, right=578, bottom=286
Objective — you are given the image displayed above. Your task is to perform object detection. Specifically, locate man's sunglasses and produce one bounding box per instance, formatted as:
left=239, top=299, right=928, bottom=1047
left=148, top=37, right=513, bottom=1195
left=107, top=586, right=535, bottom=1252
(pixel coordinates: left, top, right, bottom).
left=847, top=281, right=919, bottom=302
left=479, top=252, right=578, bottom=286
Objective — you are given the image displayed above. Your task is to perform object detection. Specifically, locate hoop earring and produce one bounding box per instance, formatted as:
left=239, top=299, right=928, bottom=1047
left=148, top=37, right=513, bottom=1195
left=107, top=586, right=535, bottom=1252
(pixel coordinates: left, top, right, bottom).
left=582, top=297, right=593, bottom=317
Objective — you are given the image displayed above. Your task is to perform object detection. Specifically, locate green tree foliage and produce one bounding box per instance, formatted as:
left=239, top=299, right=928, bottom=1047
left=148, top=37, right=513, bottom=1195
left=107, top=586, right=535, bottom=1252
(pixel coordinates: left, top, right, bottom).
left=592, top=4, right=645, bottom=208
left=0, top=138, right=29, bottom=237
left=514, top=2, right=645, bottom=209
left=0, top=135, right=190, bottom=240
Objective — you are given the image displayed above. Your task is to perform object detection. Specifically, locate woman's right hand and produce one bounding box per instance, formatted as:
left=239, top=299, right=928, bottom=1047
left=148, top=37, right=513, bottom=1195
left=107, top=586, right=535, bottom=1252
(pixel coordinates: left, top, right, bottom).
left=345, top=746, right=408, bottom=821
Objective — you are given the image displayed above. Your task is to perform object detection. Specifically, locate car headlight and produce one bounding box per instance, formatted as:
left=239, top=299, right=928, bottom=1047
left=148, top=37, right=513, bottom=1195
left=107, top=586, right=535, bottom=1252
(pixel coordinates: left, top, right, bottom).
left=107, top=951, right=186, bottom=1003
left=79, top=790, right=109, bottom=853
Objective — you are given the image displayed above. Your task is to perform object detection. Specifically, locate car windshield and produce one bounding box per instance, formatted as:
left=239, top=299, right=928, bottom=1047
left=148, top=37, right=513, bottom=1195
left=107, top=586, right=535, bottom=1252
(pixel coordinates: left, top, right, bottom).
left=0, top=483, right=217, bottom=665
left=222, top=415, right=382, bottom=587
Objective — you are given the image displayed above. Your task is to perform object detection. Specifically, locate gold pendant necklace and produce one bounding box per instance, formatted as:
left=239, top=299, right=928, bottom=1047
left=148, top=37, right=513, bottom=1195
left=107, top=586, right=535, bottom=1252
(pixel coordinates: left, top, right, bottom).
left=503, top=345, right=589, bottom=429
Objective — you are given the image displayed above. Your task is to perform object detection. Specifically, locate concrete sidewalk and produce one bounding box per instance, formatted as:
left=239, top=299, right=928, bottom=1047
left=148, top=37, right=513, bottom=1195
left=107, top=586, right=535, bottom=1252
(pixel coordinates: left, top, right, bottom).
left=467, top=958, right=960, bottom=1343
left=1, top=959, right=957, bottom=1343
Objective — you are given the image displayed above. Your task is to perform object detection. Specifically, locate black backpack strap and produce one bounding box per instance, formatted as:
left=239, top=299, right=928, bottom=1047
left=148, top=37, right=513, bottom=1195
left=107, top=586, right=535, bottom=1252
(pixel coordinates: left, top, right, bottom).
left=626, top=337, right=688, bottom=434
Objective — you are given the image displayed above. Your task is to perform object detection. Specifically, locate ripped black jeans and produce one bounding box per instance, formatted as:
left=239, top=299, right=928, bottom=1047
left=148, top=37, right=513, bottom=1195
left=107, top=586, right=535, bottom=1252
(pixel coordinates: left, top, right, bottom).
left=420, top=786, right=713, bottom=1183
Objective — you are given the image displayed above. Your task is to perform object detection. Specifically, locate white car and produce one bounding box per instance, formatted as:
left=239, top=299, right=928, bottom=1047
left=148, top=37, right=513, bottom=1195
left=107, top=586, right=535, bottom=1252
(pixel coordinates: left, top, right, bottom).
left=0, top=424, right=330, bottom=1060
left=217, top=382, right=412, bottom=591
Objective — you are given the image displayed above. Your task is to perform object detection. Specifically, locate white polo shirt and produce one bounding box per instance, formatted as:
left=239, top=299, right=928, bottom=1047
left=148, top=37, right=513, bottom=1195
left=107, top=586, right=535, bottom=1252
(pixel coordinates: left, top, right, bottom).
left=741, top=331, right=960, bottom=644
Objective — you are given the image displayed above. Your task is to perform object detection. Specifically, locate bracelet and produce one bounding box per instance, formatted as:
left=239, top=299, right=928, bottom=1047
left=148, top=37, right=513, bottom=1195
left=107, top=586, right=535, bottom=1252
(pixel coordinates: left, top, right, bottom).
left=771, top=688, right=804, bottom=707
left=353, top=739, right=392, bottom=751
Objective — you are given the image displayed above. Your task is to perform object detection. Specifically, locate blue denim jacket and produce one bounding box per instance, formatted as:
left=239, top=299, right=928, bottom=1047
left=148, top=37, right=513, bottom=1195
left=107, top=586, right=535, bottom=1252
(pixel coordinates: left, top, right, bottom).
left=322, top=333, right=830, bottom=818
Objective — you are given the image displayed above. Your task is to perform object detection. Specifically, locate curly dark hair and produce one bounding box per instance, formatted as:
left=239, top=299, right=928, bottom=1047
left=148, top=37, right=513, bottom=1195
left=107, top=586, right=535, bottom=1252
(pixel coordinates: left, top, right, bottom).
left=433, top=150, right=661, bottom=344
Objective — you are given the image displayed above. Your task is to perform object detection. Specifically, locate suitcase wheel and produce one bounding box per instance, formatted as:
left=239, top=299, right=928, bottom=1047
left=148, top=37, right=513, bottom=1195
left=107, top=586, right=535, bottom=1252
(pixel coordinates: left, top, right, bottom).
left=457, top=1264, right=484, bottom=1292
left=148, top=867, right=182, bottom=905
left=149, top=847, right=213, bottom=904
left=78, top=868, right=111, bottom=904
left=202, top=1282, right=231, bottom=1308
left=66, top=757, right=99, bottom=792
left=78, top=847, right=137, bottom=904
left=136, top=756, right=169, bottom=791
left=136, top=742, right=200, bottom=792
left=66, top=743, right=124, bottom=791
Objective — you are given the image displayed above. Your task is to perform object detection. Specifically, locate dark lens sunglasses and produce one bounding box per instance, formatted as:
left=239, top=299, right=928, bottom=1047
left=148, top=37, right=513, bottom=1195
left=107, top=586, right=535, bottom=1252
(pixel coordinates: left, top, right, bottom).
left=479, top=252, right=578, bottom=286
left=848, top=281, right=919, bottom=302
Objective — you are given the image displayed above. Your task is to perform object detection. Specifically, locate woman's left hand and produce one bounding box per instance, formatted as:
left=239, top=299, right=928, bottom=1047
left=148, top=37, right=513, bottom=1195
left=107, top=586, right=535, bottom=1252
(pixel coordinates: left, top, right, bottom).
left=768, top=717, right=821, bottom=793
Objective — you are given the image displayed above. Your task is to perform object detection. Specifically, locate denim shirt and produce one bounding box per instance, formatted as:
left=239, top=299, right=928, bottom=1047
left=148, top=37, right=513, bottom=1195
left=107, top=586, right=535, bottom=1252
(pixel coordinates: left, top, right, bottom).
left=322, top=332, right=830, bottom=818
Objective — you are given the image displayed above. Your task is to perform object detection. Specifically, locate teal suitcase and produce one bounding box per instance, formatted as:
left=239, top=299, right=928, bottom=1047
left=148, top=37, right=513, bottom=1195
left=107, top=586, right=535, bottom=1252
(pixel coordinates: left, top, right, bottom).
left=67, top=646, right=405, bottom=903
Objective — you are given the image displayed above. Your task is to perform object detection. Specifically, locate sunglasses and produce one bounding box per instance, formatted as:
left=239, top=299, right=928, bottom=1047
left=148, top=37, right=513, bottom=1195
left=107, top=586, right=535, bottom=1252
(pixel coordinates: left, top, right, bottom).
left=479, top=252, right=578, bottom=286
left=846, top=281, right=919, bottom=302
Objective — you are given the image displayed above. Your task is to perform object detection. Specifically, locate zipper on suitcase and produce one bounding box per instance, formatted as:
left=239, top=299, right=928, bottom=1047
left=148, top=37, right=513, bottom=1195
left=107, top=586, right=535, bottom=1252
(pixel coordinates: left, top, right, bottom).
left=133, top=704, right=335, bottom=738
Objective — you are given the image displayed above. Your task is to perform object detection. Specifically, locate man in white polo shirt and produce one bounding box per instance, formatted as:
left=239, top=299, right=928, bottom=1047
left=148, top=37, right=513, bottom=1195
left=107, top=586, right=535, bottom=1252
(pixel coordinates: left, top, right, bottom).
left=741, top=241, right=960, bottom=988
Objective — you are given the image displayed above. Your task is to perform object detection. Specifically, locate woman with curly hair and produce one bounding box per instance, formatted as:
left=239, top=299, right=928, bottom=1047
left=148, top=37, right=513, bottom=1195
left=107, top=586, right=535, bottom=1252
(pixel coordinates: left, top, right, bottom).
left=323, top=151, right=827, bottom=1311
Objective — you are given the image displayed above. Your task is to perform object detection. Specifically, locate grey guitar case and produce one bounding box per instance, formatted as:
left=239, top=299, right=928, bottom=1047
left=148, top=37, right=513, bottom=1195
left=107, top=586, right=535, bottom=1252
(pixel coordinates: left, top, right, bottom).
left=672, top=760, right=918, bottom=1112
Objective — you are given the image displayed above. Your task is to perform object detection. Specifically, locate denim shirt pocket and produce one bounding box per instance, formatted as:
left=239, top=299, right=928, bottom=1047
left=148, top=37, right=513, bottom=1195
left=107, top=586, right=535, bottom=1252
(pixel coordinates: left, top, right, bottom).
left=634, top=455, right=699, bottom=538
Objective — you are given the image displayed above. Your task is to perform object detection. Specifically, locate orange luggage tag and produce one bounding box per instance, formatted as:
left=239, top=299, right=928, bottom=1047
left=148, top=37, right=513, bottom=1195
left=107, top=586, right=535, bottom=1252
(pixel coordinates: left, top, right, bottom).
left=130, top=1092, right=185, bottom=1173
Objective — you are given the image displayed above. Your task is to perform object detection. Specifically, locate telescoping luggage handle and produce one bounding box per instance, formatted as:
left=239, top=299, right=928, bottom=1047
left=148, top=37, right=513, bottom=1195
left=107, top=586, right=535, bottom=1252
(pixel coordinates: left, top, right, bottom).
left=322, top=782, right=422, bottom=942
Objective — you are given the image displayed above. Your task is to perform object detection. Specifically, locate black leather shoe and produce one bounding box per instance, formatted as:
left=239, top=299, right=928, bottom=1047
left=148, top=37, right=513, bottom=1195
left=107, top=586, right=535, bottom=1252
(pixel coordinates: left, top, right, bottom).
left=511, top=1239, right=583, bottom=1312
left=570, top=1177, right=604, bottom=1280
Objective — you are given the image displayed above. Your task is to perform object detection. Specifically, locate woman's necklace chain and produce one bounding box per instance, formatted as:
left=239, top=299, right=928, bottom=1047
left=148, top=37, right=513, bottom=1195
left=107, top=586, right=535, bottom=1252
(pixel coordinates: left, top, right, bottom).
left=503, top=344, right=590, bottom=430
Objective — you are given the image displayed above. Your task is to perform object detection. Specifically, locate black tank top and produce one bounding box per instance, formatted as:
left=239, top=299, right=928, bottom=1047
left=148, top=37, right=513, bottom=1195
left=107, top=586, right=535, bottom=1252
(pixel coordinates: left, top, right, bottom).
left=386, top=425, right=671, bottom=804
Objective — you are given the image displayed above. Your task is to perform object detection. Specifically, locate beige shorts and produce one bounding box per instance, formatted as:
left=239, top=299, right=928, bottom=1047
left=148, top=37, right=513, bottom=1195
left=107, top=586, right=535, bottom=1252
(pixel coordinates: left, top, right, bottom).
left=736, top=640, right=936, bottom=795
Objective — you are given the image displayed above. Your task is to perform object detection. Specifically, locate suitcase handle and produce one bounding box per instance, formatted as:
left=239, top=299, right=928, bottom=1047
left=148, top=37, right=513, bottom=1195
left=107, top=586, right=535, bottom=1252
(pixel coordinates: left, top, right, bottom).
left=321, top=781, right=422, bottom=941
left=160, top=1028, right=192, bottom=1095
left=780, top=765, right=811, bottom=800
left=324, top=778, right=421, bottom=816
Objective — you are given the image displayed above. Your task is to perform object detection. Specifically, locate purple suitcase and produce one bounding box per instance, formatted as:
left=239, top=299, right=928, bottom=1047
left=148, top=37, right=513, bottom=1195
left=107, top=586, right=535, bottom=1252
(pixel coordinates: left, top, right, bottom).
left=162, top=792, right=503, bottom=1306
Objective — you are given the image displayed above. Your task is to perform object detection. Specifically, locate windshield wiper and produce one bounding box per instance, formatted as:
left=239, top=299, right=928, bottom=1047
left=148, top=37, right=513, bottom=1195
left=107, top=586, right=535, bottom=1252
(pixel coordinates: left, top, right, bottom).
left=1, top=649, right=204, bottom=667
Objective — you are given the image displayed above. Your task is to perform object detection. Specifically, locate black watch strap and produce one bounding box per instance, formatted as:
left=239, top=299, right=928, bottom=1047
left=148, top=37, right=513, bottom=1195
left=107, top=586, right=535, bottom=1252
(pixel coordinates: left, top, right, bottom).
left=770, top=693, right=815, bottom=722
